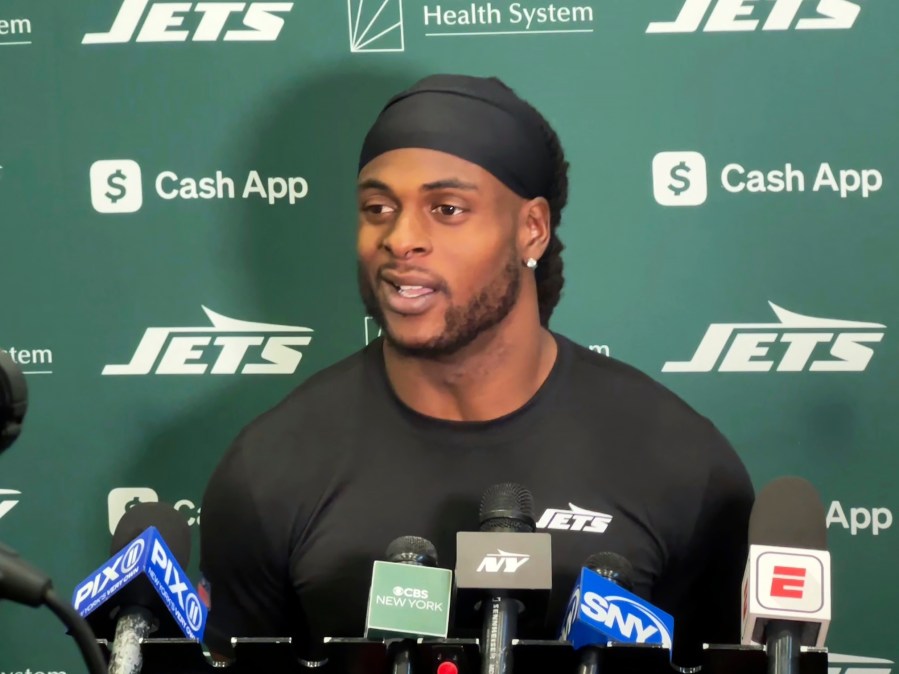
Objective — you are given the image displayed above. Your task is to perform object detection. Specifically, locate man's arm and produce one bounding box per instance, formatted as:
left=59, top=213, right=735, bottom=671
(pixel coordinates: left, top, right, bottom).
left=199, top=435, right=294, bottom=657
left=659, top=428, right=755, bottom=668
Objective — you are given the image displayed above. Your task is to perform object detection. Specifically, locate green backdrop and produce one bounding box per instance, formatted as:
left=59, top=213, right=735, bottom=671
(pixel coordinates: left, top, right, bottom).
left=1, top=0, right=896, bottom=670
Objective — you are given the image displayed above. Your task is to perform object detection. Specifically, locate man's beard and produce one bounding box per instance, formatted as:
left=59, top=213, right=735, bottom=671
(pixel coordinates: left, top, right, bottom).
left=358, top=252, right=521, bottom=359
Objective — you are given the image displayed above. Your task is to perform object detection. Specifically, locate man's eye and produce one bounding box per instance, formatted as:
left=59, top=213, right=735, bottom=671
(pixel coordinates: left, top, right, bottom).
left=365, top=204, right=395, bottom=215
left=434, top=205, right=465, bottom=217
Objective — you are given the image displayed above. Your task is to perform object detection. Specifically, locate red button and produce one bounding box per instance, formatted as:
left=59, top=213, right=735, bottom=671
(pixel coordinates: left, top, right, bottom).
left=436, top=662, right=459, bottom=674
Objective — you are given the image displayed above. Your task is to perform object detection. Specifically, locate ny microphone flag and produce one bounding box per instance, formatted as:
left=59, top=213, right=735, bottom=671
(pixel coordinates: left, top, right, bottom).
left=71, top=526, right=207, bottom=640
left=741, top=544, right=831, bottom=647
left=364, top=560, right=453, bottom=639
left=560, top=567, right=673, bottom=650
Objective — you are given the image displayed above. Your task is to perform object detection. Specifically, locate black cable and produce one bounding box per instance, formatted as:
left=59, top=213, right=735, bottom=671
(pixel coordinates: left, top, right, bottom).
left=43, top=587, right=108, bottom=674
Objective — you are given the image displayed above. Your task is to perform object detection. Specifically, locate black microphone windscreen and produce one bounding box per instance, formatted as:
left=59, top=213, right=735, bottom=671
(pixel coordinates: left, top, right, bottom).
left=385, top=535, right=439, bottom=566
left=479, top=482, right=535, bottom=532
left=584, top=552, right=635, bottom=592
left=110, top=501, right=191, bottom=566
left=749, top=476, right=827, bottom=550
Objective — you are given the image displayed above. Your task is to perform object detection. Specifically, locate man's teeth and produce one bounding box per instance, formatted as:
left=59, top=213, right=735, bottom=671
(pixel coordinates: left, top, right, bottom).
left=397, top=285, right=434, bottom=298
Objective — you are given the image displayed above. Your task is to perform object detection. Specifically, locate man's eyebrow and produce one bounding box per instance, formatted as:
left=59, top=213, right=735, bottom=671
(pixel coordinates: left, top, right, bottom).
left=357, top=178, right=480, bottom=193
left=357, top=178, right=392, bottom=193
left=421, top=178, right=479, bottom=192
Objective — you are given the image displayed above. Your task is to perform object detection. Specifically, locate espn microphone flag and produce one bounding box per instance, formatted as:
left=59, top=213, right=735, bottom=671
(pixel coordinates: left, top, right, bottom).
left=740, top=476, right=831, bottom=647
left=72, top=526, right=207, bottom=640
left=363, top=560, right=453, bottom=638
left=560, top=567, right=674, bottom=650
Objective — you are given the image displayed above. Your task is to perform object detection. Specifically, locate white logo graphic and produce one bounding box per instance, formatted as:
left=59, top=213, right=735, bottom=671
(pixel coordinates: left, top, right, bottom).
left=580, top=592, right=673, bottom=646
left=83, top=0, right=293, bottom=44
left=829, top=653, right=894, bottom=674
left=422, top=3, right=595, bottom=37
left=827, top=502, right=893, bottom=536
left=652, top=151, right=708, bottom=206
left=654, top=152, right=883, bottom=204
left=477, top=550, right=530, bottom=573
left=185, top=593, right=204, bottom=631
left=392, top=586, right=429, bottom=599
left=91, top=159, right=309, bottom=212
left=0, top=489, right=21, bottom=519
left=108, top=487, right=159, bottom=533
left=102, top=307, right=313, bottom=376
left=120, top=539, right=146, bottom=575
left=722, top=162, right=882, bottom=198
left=91, top=160, right=143, bottom=213
left=108, top=487, right=202, bottom=533
left=663, top=302, right=885, bottom=373
left=348, top=0, right=404, bottom=52
left=150, top=539, right=204, bottom=634
left=364, top=316, right=382, bottom=345
left=535, top=504, right=613, bottom=533
left=0, top=17, right=33, bottom=47
left=647, top=0, right=862, bottom=33
left=2, top=347, right=54, bottom=375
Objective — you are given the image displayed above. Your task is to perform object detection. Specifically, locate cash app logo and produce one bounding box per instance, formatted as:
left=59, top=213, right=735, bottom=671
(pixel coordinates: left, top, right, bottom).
left=90, top=159, right=143, bottom=213
left=652, top=151, right=708, bottom=206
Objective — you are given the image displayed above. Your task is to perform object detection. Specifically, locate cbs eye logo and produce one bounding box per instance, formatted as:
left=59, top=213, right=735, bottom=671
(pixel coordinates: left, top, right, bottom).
left=392, top=586, right=429, bottom=599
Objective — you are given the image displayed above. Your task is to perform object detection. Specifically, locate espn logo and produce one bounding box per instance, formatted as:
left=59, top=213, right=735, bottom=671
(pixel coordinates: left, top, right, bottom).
left=770, top=566, right=806, bottom=599
left=758, top=552, right=824, bottom=612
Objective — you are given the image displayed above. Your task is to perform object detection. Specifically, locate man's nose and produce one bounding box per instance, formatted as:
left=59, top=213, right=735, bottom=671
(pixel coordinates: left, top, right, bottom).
left=382, top=209, right=431, bottom=258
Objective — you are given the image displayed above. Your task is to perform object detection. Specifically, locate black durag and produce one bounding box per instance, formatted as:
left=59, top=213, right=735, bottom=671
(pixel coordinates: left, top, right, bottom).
left=358, top=74, right=553, bottom=199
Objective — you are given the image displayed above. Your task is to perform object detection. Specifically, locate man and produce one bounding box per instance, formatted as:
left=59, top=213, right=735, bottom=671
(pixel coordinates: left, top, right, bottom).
left=199, top=74, right=754, bottom=667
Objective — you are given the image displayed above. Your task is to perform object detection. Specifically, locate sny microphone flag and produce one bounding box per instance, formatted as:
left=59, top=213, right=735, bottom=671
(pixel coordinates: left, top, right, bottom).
left=364, top=560, right=453, bottom=639
left=560, top=567, right=673, bottom=650
left=71, top=526, right=207, bottom=640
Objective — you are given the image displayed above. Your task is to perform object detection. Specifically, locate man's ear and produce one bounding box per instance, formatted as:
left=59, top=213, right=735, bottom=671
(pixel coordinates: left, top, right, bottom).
left=518, top=197, right=551, bottom=262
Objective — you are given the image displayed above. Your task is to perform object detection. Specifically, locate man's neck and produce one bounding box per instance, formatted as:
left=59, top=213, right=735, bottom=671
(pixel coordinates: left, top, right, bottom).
left=382, top=315, right=558, bottom=423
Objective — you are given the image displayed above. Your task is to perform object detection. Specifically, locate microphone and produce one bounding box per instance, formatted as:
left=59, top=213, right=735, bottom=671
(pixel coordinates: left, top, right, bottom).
left=560, top=552, right=674, bottom=674
left=364, top=536, right=453, bottom=674
left=364, top=535, right=452, bottom=640
left=454, top=483, right=553, bottom=674
left=740, top=477, right=831, bottom=674
left=72, top=502, right=208, bottom=674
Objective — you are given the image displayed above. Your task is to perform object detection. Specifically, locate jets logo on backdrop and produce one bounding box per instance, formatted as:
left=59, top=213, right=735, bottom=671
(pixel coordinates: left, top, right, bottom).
left=0, top=489, right=21, bottom=519
left=103, top=307, right=313, bottom=375
left=663, top=302, right=885, bottom=373
left=536, top=504, right=613, bottom=533
left=828, top=653, right=893, bottom=674
left=647, top=0, right=862, bottom=33
left=83, top=0, right=293, bottom=44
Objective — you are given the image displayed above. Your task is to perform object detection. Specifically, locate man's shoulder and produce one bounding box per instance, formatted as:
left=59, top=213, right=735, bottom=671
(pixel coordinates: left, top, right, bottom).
left=560, top=333, right=709, bottom=421
left=558, top=334, right=750, bottom=477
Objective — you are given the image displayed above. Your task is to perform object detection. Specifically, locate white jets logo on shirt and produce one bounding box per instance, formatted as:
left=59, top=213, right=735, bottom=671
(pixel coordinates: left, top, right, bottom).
left=536, top=504, right=613, bottom=533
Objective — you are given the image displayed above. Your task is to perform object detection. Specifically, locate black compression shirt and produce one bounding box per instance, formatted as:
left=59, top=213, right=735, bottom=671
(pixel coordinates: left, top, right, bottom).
left=199, top=333, right=754, bottom=666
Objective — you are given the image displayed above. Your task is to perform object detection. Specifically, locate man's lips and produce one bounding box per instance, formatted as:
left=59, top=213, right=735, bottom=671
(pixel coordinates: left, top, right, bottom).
left=378, top=276, right=441, bottom=315
left=380, top=270, right=442, bottom=291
